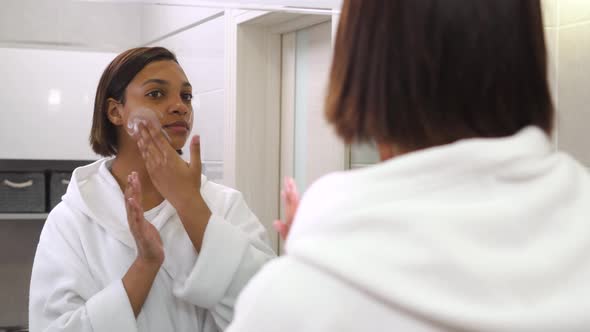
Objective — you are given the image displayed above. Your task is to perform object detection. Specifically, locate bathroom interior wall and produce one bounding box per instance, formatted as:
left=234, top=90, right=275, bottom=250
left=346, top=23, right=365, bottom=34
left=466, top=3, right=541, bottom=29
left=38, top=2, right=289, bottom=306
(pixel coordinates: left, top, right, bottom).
left=0, top=0, right=142, bottom=51
left=0, top=48, right=115, bottom=161
left=553, top=0, right=590, bottom=166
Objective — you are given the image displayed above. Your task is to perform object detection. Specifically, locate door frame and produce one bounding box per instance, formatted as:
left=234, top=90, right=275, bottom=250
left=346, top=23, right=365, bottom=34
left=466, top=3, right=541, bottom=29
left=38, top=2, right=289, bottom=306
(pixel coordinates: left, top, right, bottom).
left=223, top=9, right=343, bottom=253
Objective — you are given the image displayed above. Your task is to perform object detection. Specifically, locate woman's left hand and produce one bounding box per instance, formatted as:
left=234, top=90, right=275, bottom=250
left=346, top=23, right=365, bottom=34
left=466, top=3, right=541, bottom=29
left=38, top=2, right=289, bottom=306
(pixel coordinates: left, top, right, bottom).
left=136, top=122, right=202, bottom=211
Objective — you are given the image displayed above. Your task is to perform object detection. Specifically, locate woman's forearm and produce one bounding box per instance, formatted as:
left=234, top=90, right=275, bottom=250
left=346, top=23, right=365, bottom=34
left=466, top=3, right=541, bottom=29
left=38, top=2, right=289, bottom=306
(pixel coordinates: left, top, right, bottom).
left=122, top=258, right=161, bottom=317
left=176, top=195, right=212, bottom=253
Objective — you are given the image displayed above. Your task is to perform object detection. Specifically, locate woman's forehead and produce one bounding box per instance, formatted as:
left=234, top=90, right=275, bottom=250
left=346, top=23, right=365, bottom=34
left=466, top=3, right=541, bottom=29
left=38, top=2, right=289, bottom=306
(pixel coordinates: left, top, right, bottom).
left=132, top=60, right=189, bottom=86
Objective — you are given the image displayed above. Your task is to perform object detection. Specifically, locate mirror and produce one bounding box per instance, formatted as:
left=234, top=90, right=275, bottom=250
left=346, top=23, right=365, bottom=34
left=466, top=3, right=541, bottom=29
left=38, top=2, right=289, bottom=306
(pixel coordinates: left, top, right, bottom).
left=0, top=1, right=346, bottom=328
left=1, top=0, right=589, bottom=330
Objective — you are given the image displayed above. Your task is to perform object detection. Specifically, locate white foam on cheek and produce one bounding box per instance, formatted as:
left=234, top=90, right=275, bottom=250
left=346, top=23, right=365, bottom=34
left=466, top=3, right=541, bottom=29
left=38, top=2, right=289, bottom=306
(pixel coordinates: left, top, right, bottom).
left=126, top=107, right=162, bottom=138
left=127, top=107, right=174, bottom=144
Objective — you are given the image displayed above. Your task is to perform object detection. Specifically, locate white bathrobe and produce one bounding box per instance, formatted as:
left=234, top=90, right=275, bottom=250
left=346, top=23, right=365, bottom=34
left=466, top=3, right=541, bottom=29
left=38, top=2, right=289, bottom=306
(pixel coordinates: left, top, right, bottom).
left=227, top=127, right=590, bottom=332
left=29, top=158, right=276, bottom=332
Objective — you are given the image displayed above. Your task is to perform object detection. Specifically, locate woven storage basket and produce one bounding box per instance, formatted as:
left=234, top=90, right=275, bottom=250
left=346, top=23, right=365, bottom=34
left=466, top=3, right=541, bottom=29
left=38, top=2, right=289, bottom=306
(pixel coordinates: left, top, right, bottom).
left=0, top=172, right=46, bottom=213
left=49, top=172, right=72, bottom=210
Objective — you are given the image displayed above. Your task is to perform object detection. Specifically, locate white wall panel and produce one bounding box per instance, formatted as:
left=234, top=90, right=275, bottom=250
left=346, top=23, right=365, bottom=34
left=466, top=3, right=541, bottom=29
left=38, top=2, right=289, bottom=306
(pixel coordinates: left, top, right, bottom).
left=0, top=48, right=115, bottom=160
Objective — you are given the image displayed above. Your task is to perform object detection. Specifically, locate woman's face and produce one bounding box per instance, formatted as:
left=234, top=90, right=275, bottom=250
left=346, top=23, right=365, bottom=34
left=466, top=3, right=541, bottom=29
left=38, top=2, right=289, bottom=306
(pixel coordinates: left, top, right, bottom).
left=119, top=60, right=194, bottom=151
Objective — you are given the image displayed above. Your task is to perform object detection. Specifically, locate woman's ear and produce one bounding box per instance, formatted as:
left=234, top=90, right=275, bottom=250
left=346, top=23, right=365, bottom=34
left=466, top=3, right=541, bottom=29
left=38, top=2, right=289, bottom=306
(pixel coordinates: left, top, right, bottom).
left=107, top=98, right=125, bottom=126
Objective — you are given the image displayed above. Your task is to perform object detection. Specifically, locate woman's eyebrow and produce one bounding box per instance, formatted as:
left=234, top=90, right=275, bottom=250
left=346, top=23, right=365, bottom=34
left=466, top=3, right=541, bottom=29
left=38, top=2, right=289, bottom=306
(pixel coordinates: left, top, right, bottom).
left=142, top=78, right=169, bottom=86
left=142, top=79, right=192, bottom=88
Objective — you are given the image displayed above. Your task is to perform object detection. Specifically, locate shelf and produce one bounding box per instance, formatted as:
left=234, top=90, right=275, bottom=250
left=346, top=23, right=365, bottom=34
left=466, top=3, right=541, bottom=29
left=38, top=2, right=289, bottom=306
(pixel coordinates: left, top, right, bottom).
left=0, top=159, right=95, bottom=172
left=0, top=213, right=48, bottom=220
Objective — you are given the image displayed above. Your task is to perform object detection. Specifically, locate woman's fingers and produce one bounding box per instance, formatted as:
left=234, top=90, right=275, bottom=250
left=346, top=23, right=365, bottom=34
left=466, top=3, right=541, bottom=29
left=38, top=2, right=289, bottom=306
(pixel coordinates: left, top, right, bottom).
left=131, top=198, right=144, bottom=225
left=125, top=172, right=147, bottom=239
left=131, top=172, right=143, bottom=203
left=277, top=177, right=300, bottom=242
left=126, top=197, right=139, bottom=234
left=125, top=175, right=136, bottom=224
left=146, top=121, right=171, bottom=161
left=136, top=128, right=163, bottom=177
left=273, top=220, right=289, bottom=241
left=138, top=123, right=165, bottom=167
left=283, top=177, right=300, bottom=225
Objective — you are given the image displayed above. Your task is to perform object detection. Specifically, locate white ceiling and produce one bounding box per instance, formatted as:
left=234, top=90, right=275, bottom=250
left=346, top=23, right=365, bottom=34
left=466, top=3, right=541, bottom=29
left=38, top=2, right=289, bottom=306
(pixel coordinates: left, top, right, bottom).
left=77, top=0, right=343, bottom=10
left=183, top=0, right=341, bottom=9
left=0, top=0, right=342, bottom=51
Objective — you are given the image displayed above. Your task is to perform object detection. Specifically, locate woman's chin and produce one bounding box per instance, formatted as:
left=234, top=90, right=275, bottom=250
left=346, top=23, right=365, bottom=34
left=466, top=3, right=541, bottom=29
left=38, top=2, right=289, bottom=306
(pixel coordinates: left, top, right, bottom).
left=170, top=137, right=188, bottom=151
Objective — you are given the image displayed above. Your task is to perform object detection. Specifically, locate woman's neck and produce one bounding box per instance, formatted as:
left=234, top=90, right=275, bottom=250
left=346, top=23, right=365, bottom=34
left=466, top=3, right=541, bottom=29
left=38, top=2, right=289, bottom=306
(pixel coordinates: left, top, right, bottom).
left=110, top=143, right=164, bottom=211
left=377, top=142, right=405, bottom=161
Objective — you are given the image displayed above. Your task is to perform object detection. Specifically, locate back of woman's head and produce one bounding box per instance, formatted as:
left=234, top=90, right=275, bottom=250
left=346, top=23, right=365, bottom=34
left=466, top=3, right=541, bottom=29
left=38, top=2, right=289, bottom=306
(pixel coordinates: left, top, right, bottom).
left=326, top=0, right=553, bottom=151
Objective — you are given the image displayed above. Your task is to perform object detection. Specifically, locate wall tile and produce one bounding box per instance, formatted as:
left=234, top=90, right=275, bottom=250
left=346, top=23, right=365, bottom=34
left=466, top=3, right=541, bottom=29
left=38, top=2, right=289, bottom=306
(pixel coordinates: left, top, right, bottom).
left=60, top=2, right=141, bottom=51
left=154, top=16, right=225, bottom=93
left=351, top=142, right=380, bottom=166
left=559, top=0, right=590, bottom=26
left=183, top=90, right=225, bottom=162
left=542, top=0, right=558, bottom=27
left=140, top=5, right=222, bottom=44
left=557, top=22, right=590, bottom=165
left=0, top=48, right=112, bottom=160
left=0, top=0, right=140, bottom=51
left=0, top=0, right=60, bottom=43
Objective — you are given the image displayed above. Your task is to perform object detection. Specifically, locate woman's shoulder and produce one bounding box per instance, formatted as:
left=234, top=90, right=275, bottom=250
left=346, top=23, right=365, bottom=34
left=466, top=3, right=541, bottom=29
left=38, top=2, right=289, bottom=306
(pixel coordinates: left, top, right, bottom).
left=36, top=201, right=91, bottom=255
left=231, top=255, right=368, bottom=330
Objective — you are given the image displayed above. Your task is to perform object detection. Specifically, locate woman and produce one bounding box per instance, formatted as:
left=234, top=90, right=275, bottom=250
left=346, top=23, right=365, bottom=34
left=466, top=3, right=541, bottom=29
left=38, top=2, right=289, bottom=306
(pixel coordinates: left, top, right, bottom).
left=29, top=47, right=275, bottom=332
left=227, top=0, right=590, bottom=331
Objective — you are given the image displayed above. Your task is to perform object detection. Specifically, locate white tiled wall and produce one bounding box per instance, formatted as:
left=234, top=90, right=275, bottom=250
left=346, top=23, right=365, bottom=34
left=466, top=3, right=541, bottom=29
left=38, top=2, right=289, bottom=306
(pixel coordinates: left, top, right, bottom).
left=542, top=0, right=559, bottom=28
left=555, top=1, right=590, bottom=166
left=60, top=1, right=141, bottom=50
left=0, top=48, right=113, bottom=160
left=197, top=0, right=342, bottom=9
left=350, top=142, right=380, bottom=168
left=542, top=0, right=559, bottom=146
left=559, top=0, right=590, bottom=26
left=0, top=0, right=141, bottom=51
left=140, top=5, right=222, bottom=44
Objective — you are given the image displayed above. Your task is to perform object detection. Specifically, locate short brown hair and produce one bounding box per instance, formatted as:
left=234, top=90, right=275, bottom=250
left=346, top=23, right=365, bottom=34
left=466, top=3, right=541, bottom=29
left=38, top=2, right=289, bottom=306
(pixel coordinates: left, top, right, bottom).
left=326, top=0, right=554, bottom=151
left=90, top=47, right=178, bottom=156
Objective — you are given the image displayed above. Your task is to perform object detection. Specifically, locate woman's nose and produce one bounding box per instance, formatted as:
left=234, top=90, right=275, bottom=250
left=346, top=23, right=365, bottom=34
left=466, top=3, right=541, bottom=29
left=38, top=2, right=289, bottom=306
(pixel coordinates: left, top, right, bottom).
left=168, top=99, right=189, bottom=116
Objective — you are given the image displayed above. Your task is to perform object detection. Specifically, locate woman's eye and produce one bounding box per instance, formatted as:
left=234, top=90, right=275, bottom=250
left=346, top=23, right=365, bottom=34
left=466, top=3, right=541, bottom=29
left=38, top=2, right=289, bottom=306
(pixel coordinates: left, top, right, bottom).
left=182, top=93, right=193, bottom=102
left=147, top=90, right=164, bottom=98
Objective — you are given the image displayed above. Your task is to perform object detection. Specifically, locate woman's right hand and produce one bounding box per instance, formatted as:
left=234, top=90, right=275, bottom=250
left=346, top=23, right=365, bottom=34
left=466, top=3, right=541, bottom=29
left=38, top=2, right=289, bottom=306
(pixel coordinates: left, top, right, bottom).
left=273, top=177, right=300, bottom=242
left=125, top=171, right=164, bottom=266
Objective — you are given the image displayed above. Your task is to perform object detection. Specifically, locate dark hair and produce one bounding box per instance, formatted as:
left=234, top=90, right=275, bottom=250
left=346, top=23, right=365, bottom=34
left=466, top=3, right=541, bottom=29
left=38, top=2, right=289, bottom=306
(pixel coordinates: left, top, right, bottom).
left=90, top=47, right=178, bottom=156
left=326, top=0, right=554, bottom=151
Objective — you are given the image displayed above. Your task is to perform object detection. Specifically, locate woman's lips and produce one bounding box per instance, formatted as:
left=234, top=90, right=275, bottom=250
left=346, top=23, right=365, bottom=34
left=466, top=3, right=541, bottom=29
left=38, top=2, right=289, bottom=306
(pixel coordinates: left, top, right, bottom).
left=163, top=121, right=189, bottom=134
